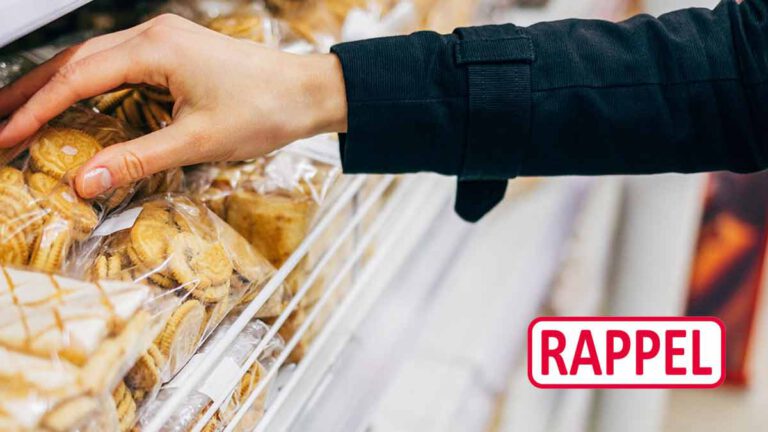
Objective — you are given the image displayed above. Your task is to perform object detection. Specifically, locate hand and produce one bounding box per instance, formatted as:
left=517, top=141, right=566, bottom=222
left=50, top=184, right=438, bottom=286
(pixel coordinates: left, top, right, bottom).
left=0, top=14, right=348, bottom=198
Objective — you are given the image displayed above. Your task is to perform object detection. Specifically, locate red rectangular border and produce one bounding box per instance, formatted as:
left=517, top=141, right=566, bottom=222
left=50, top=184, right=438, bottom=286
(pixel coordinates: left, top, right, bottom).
left=527, top=316, right=726, bottom=389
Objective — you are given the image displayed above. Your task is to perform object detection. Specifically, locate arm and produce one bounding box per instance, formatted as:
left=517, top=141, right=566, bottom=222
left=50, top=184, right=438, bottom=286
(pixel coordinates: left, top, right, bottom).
left=332, top=0, right=768, bottom=220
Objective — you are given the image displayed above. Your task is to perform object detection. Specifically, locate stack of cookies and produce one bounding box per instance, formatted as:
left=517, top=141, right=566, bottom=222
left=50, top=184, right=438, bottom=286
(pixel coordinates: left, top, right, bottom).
left=0, top=267, right=171, bottom=431
left=206, top=5, right=279, bottom=44
left=91, top=86, right=175, bottom=135
left=134, top=318, right=282, bottom=432
left=88, top=195, right=277, bottom=377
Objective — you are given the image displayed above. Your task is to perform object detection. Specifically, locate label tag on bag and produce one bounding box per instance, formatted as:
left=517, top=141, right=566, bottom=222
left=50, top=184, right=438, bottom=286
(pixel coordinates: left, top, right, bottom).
left=93, top=207, right=143, bottom=237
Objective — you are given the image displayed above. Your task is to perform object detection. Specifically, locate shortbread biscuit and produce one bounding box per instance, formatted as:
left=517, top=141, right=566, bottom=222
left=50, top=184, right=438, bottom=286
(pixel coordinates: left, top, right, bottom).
left=46, top=184, right=99, bottom=235
left=29, top=128, right=102, bottom=180
left=168, top=232, right=233, bottom=292
left=113, top=380, right=129, bottom=403
left=225, top=191, right=314, bottom=267
left=147, top=100, right=173, bottom=127
left=125, top=349, right=160, bottom=394
left=142, top=86, right=175, bottom=103
left=156, top=299, right=206, bottom=374
left=94, top=88, right=133, bottom=113
left=0, top=166, right=24, bottom=186
left=28, top=216, right=72, bottom=272
left=129, top=207, right=177, bottom=270
left=26, top=171, right=59, bottom=198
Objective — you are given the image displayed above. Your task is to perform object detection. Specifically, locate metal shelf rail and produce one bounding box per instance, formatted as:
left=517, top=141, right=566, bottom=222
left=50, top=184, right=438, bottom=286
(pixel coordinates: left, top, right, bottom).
left=238, top=175, right=449, bottom=432
left=141, top=173, right=427, bottom=432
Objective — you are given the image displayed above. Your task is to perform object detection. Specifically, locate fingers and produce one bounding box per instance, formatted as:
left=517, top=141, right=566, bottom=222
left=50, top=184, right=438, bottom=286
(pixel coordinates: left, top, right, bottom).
left=74, top=121, right=205, bottom=198
left=0, top=14, right=198, bottom=118
left=0, top=37, right=160, bottom=148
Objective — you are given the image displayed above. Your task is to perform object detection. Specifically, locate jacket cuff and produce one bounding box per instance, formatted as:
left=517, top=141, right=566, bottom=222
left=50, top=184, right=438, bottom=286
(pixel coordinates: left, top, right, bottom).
left=330, top=32, right=468, bottom=176
left=453, top=24, right=534, bottom=222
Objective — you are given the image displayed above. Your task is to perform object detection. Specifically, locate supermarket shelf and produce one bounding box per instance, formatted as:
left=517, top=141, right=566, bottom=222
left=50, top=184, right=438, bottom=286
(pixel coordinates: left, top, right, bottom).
left=141, top=174, right=371, bottom=432
left=0, top=0, right=93, bottom=48
left=254, top=174, right=455, bottom=432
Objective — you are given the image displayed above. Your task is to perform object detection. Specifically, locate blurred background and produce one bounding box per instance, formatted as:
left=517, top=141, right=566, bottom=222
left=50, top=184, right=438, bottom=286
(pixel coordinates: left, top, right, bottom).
left=2, top=0, right=764, bottom=431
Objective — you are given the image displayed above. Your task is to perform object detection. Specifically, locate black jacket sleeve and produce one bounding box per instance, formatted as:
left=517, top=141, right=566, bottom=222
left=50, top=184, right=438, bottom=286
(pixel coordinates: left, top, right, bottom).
left=330, top=0, right=768, bottom=222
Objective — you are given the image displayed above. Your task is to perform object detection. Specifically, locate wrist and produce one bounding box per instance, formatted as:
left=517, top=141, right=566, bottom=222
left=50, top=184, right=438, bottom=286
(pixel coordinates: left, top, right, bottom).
left=302, top=53, right=348, bottom=135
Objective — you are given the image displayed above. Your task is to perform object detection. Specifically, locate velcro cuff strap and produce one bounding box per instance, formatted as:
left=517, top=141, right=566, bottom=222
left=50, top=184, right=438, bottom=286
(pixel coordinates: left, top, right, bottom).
left=455, top=37, right=534, bottom=65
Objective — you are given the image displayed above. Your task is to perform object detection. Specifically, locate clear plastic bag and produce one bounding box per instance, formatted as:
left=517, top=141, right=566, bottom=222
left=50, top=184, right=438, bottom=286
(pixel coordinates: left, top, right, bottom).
left=134, top=317, right=284, bottom=431
left=0, top=106, right=182, bottom=275
left=0, top=266, right=176, bottom=431
left=90, top=85, right=175, bottom=135
left=78, top=194, right=282, bottom=378
left=206, top=4, right=282, bottom=45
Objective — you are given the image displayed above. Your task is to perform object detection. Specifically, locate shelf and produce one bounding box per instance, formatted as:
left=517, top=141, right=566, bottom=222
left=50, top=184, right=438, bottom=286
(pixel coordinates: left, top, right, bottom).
left=138, top=173, right=454, bottom=432
left=0, top=0, right=93, bottom=48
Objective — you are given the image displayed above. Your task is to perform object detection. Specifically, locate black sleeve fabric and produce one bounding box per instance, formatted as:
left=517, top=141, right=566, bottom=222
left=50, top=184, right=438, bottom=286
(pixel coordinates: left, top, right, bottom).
left=330, top=0, right=768, bottom=222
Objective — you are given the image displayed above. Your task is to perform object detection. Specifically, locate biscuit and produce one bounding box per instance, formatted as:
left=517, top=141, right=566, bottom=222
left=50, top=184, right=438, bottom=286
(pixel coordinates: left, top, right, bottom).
left=28, top=216, right=72, bottom=272
left=124, top=349, right=160, bottom=393
left=129, top=206, right=177, bottom=270
left=225, top=191, right=315, bottom=267
left=29, top=128, right=102, bottom=180
left=26, top=171, right=59, bottom=198
left=0, top=213, right=32, bottom=266
left=115, top=387, right=137, bottom=432
left=167, top=233, right=233, bottom=301
left=46, top=184, right=99, bottom=235
left=147, top=100, right=173, bottom=127
left=0, top=166, right=24, bottom=186
left=113, top=380, right=129, bottom=403
left=122, top=93, right=145, bottom=129
left=156, top=299, right=206, bottom=374
left=142, top=104, right=161, bottom=132
left=94, top=88, right=133, bottom=113
left=202, top=293, right=230, bottom=339
left=142, top=86, right=175, bottom=104
left=92, top=253, right=124, bottom=281
left=115, top=106, right=127, bottom=123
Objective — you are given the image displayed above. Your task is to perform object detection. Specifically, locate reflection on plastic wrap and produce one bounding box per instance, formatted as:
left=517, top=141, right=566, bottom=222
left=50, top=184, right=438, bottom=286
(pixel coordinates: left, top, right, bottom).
left=135, top=317, right=284, bottom=432
left=686, top=171, right=768, bottom=385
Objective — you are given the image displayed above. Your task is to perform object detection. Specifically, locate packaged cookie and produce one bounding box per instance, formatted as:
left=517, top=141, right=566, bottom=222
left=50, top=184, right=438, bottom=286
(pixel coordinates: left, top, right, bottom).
left=79, top=194, right=282, bottom=378
left=188, top=145, right=340, bottom=306
left=0, top=266, right=175, bottom=431
left=134, top=318, right=283, bottom=432
left=0, top=106, right=182, bottom=274
left=90, top=85, right=175, bottom=135
left=206, top=4, right=282, bottom=44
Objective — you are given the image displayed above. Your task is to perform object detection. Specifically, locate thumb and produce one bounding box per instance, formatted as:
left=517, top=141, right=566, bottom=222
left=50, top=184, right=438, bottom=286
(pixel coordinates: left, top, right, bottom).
left=75, top=123, right=201, bottom=198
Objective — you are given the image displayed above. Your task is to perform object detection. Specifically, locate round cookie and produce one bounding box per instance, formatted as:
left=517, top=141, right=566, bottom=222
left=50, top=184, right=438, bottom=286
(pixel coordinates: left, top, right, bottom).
left=28, top=216, right=72, bottom=272
left=156, top=299, right=206, bottom=375
left=29, top=128, right=102, bottom=180
left=125, top=349, right=161, bottom=394
left=129, top=205, right=177, bottom=270
left=0, top=166, right=24, bottom=186
left=167, top=232, right=233, bottom=300
left=46, top=184, right=99, bottom=235
left=94, top=88, right=133, bottom=113
left=0, top=213, right=31, bottom=266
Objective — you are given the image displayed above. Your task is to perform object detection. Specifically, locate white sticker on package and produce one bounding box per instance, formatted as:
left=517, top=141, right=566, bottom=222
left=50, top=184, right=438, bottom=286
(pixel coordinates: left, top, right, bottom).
left=93, top=207, right=143, bottom=237
left=199, top=357, right=242, bottom=403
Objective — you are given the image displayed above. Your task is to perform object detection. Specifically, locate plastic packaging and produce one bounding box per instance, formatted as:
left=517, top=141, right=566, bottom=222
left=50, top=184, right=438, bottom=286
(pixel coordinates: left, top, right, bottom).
left=206, top=4, right=282, bottom=45
left=90, top=86, right=175, bottom=135
left=135, top=318, right=284, bottom=431
left=78, top=194, right=282, bottom=379
left=0, top=266, right=176, bottom=431
left=188, top=148, right=340, bottom=309
left=0, top=106, right=182, bottom=275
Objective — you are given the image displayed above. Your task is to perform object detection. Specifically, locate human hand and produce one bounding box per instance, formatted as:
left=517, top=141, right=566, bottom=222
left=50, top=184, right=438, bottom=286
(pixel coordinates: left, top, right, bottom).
left=0, top=14, right=348, bottom=198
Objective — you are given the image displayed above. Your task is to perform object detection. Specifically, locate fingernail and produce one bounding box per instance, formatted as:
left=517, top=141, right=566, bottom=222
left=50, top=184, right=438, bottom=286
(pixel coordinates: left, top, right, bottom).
left=81, top=167, right=112, bottom=197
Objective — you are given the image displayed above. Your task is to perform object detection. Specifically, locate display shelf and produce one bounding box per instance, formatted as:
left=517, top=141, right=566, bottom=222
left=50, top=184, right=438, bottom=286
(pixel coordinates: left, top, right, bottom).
left=0, top=0, right=93, bottom=48
left=250, top=174, right=454, bottom=432
left=140, top=173, right=453, bottom=432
